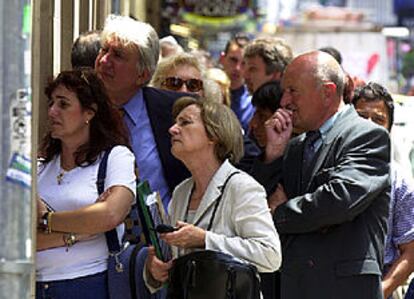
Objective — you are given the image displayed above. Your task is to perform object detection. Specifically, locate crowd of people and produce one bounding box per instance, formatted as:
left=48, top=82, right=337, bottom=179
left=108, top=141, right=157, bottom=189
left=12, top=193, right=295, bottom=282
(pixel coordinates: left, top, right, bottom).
left=35, top=14, right=414, bottom=299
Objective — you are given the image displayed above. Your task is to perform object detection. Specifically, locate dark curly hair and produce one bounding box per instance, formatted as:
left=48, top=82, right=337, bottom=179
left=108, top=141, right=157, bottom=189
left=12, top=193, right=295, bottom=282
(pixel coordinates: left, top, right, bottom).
left=40, top=68, right=130, bottom=166
left=352, top=82, right=394, bottom=131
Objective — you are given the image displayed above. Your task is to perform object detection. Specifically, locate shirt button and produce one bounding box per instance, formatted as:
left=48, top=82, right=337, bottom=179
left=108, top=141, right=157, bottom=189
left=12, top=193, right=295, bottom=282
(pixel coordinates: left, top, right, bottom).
left=44, top=284, right=49, bottom=289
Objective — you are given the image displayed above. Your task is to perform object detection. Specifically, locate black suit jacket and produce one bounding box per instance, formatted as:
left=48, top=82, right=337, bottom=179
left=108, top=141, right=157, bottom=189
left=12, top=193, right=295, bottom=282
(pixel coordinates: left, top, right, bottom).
left=274, top=106, right=390, bottom=299
left=141, top=87, right=190, bottom=194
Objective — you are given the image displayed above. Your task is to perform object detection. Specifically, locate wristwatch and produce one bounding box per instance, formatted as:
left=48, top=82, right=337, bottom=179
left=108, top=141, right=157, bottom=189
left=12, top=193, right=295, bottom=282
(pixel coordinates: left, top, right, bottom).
left=39, top=211, right=53, bottom=234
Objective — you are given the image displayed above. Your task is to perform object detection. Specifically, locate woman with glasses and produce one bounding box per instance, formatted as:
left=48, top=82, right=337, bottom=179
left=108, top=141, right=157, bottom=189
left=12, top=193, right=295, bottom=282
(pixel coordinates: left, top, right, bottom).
left=36, top=69, right=136, bottom=299
left=150, top=52, right=205, bottom=96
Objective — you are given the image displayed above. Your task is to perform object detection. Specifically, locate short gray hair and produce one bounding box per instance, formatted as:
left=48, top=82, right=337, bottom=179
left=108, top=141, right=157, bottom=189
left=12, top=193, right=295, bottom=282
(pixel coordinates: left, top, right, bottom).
left=101, top=15, right=159, bottom=82
left=172, top=97, right=244, bottom=164
left=315, top=52, right=345, bottom=97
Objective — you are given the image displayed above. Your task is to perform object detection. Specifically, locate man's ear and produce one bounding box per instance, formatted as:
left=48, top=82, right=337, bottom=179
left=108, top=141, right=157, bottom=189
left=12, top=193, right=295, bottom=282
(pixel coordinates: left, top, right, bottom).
left=323, top=82, right=337, bottom=100
left=136, top=69, right=150, bottom=86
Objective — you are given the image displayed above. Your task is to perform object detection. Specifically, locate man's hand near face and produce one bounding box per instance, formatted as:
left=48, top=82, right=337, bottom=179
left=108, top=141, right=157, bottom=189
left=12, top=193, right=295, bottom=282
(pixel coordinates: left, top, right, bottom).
left=264, top=108, right=293, bottom=163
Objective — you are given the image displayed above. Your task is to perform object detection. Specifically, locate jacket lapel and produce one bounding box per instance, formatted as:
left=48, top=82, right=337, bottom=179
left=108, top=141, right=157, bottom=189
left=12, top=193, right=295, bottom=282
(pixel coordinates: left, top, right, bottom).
left=283, top=136, right=305, bottom=196
left=192, top=160, right=234, bottom=227
left=142, top=87, right=191, bottom=192
left=304, top=106, right=358, bottom=191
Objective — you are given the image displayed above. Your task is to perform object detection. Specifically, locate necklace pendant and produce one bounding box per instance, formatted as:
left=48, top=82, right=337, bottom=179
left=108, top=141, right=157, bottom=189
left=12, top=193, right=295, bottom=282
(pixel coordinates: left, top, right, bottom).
left=56, top=172, right=64, bottom=185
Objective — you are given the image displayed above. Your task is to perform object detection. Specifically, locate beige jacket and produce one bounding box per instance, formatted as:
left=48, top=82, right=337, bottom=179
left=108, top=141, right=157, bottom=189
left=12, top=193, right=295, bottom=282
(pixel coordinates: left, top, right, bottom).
left=168, top=160, right=281, bottom=273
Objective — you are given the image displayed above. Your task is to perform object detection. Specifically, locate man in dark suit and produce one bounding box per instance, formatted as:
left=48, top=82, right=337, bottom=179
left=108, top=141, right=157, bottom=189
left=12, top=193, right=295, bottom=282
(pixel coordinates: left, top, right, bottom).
left=94, top=14, right=190, bottom=299
left=264, top=51, right=390, bottom=299
left=95, top=15, right=189, bottom=208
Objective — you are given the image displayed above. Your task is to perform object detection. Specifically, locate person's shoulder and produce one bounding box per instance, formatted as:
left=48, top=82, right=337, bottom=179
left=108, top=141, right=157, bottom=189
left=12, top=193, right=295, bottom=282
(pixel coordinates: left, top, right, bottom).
left=171, top=177, right=193, bottom=201
left=392, top=161, right=414, bottom=191
left=225, top=162, right=266, bottom=193
left=107, top=145, right=134, bottom=159
left=143, top=86, right=190, bottom=102
left=108, top=144, right=130, bottom=153
left=37, top=156, right=57, bottom=175
left=338, top=107, right=389, bottom=138
left=352, top=116, right=388, bottom=137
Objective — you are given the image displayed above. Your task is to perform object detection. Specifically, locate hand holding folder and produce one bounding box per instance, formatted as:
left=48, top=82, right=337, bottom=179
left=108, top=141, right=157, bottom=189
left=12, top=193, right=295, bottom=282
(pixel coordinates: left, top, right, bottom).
left=136, top=180, right=172, bottom=262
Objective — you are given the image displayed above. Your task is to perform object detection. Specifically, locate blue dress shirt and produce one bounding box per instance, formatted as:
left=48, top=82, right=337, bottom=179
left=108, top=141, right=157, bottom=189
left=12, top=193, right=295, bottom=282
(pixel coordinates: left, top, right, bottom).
left=123, top=89, right=171, bottom=208
left=230, top=85, right=255, bottom=133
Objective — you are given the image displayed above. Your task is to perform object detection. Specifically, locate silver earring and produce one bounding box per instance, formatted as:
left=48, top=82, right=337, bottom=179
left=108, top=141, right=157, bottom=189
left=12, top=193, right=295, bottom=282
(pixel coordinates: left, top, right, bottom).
left=85, top=119, right=89, bottom=125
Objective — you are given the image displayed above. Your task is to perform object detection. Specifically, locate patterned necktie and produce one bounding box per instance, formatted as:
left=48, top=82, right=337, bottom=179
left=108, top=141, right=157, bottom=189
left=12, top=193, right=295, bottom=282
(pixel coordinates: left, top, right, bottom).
left=302, top=130, right=321, bottom=173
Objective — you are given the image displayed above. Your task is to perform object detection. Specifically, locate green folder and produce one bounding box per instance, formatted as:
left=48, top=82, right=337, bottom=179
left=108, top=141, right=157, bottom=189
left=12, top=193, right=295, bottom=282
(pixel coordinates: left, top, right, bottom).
left=136, top=180, right=171, bottom=262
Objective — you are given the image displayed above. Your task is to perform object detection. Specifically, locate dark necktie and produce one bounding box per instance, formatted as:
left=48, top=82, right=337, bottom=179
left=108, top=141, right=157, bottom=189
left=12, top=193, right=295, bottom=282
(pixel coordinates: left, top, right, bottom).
left=302, top=130, right=321, bottom=174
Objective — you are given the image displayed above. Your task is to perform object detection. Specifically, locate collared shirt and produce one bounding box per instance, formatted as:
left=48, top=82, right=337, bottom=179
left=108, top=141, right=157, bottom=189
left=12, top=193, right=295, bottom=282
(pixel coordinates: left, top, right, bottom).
left=312, top=104, right=351, bottom=151
left=122, top=89, right=170, bottom=207
left=384, top=162, right=414, bottom=269
left=230, top=85, right=255, bottom=133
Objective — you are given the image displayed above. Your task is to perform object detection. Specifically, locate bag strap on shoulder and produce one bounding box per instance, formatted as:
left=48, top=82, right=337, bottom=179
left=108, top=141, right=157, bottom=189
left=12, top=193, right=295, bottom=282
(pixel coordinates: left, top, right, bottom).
left=97, top=148, right=121, bottom=253
left=97, top=148, right=112, bottom=194
left=207, top=171, right=240, bottom=231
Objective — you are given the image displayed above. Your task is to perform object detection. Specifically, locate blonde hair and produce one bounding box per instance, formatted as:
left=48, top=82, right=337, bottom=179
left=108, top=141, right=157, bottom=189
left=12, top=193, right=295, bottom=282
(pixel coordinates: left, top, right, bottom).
left=151, top=52, right=205, bottom=89
left=205, top=68, right=231, bottom=106
left=172, top=97, right=244, bottom=164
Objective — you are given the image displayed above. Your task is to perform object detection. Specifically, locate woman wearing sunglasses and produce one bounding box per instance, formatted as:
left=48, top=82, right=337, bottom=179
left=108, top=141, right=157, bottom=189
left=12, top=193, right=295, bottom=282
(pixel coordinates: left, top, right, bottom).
left=151, top=52, right=205, bottom=95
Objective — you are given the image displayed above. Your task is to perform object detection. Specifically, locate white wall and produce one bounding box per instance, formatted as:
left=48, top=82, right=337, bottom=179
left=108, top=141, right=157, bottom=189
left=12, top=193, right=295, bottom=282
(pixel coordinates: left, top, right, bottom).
left=279, top=31, right=389, bottom=86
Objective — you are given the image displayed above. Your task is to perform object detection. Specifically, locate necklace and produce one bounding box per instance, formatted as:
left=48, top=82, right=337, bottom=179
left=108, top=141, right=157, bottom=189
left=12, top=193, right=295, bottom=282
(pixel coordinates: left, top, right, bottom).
left=56, top=168, right=66, bottom=185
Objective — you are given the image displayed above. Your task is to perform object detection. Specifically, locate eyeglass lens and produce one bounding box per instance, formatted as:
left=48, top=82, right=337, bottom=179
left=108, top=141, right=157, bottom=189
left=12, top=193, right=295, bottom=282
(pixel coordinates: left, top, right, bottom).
left=164, top=77, right=203, bottom=92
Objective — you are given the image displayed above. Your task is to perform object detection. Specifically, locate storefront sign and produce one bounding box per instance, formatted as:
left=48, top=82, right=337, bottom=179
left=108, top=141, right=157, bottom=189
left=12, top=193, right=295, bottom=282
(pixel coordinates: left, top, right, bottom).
left=181, top=0, right=250, bottom=17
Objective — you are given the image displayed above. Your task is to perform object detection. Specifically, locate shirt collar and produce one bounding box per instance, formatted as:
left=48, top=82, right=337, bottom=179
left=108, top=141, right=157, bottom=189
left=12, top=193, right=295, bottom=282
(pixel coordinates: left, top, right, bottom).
left=122, top=89, right=144, bottom=126
left=318, top=104, right=351, bottom=142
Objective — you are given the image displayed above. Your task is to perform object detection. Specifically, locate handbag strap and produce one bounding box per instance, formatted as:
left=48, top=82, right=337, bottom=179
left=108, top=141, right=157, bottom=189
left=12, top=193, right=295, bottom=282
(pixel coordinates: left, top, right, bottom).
left=128, top=242, right=144, bottom=299
left=97, top=148, right=121, bottom=253
left=207, top=171, right=240, bottom=231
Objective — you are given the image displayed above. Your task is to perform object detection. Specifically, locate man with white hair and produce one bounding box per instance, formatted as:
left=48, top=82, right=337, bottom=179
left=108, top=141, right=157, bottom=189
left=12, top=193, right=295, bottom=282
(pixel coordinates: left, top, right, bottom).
left=95, top=15, right=189, bottom=209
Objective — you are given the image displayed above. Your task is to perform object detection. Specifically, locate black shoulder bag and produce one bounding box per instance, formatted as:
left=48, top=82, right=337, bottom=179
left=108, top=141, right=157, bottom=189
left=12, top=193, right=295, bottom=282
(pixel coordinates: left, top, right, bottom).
left=168, top=171, right=261, bottom=299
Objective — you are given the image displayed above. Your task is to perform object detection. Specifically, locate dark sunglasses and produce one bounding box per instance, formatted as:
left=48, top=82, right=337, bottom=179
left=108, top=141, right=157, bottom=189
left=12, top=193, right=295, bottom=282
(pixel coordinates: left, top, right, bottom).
left=162, top=77, right=203, bottom=93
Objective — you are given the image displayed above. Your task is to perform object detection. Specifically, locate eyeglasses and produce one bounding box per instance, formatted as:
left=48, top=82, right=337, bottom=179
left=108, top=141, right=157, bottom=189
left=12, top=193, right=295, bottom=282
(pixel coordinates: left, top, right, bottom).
left=162, top=77, right=203, bottom=93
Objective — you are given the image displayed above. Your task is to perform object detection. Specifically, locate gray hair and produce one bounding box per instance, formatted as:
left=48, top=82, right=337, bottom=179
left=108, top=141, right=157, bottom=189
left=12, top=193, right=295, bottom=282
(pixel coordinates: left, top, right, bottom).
left=315, top=52, right=346, bottom=97
left=101, top=14, right=159, bottom=82
left=172, top=97, right=244, bottom=164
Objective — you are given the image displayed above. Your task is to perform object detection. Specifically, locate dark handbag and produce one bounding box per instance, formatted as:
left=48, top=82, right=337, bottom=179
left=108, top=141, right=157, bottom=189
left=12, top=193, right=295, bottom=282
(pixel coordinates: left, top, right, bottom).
left=97, top=148, right=165, bottom=299
left=168, top=250, right=260, bottom=299
left=167, top=172, right=261, bottom=299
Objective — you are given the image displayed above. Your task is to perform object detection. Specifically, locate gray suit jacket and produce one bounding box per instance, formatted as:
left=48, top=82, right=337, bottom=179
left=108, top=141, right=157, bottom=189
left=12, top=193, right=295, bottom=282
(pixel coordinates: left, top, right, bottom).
left=274, top=106, right=391, bottom=299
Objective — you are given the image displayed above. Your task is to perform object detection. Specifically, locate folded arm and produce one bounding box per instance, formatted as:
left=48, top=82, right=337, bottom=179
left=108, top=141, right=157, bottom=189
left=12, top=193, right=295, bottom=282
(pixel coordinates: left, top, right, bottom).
left=275, top=126, right=390, bottom=234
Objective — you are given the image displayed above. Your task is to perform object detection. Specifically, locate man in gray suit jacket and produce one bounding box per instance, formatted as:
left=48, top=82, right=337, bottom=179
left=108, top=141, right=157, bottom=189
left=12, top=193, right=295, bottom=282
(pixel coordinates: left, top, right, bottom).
left=264, top=51, right=390, bottom=299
